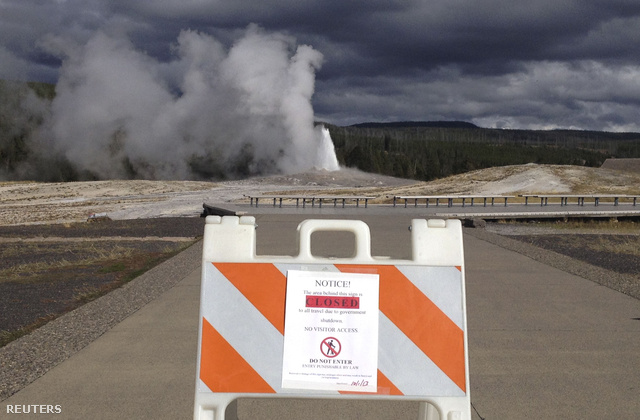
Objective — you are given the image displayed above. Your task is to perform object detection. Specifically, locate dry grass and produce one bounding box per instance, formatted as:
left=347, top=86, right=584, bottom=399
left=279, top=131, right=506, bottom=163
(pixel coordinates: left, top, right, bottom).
left=585, top=236, right=640, bottom=256
left=545, top=219, right=640, bottom=233
left=0, top=239, right=196, bottom=347
left=0, top=243, right=137, bottom=283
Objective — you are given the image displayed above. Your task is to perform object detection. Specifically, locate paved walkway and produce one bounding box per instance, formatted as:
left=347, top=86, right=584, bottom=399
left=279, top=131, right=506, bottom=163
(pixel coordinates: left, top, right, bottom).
left=2, top=214, right=639, bottom=419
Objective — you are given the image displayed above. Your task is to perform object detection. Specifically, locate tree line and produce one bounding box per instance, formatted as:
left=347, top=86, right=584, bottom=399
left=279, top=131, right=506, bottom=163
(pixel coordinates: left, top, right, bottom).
left=326, top=123, right=640, bottom=181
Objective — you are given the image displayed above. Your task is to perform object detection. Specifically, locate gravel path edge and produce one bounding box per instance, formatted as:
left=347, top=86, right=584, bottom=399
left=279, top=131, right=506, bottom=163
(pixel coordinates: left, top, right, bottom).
left=464, top=228, right=640, bottom=300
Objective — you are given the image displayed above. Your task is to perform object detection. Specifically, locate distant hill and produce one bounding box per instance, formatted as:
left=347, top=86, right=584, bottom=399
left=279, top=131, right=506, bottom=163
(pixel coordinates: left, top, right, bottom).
left=351, top=121, right=479, bottom=129
left=1, top=80, right=57, bottom=176
left=326, top=122, right=640, bottom=182
left=0, top=79, right=56, bottom=100
left=25, top=81, right=56, bottom=100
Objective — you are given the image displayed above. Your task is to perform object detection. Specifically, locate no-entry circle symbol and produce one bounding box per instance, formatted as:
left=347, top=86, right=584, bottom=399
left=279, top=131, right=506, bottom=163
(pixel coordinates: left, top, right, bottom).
left=320, top=337, right=341, bottom=358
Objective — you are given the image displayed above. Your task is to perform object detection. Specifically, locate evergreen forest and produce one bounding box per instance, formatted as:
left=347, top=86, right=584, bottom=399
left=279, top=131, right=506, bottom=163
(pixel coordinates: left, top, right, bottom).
left=327, top=122, right=640, bottom=181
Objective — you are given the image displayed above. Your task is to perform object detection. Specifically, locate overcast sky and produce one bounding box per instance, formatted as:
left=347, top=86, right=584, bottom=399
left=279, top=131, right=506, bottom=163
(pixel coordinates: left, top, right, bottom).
left=2, top=0, right=640, bottom=131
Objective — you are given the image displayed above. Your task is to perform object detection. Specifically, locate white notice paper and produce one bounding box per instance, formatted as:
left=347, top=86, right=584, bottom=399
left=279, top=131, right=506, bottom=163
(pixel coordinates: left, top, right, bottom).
left=282, top=270, right=380, bottom=392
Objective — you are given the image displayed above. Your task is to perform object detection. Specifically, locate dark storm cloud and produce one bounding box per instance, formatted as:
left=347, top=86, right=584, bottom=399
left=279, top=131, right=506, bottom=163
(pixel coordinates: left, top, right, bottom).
left=2, top=0, right=640, bottom=131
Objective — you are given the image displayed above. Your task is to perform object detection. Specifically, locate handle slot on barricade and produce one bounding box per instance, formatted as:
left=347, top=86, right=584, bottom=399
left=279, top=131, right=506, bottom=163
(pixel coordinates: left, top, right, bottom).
left=298, top=219, right=371, bottom=261
left=195, top=216, right=471, bottom=420
left=308, top=230, right=357, bottom=259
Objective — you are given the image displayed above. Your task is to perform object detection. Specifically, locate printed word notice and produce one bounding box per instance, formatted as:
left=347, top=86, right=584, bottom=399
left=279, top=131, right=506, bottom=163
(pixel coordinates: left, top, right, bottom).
left=282, top=270, right=379, bottom=392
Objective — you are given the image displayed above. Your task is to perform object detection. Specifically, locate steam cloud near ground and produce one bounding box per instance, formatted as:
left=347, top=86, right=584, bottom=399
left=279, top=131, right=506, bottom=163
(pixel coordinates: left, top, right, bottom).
left=4, top=25, right=340, bottom=180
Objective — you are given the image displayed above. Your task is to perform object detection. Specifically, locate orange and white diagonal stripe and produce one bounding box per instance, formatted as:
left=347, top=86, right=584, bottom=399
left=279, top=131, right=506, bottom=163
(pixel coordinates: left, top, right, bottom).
left=198, top=263, right=466, bottom=397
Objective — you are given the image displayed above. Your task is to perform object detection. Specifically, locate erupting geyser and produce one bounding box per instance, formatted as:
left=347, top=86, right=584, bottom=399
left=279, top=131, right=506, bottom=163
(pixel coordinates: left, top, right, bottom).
left=316, top=126, right=340, bottom=171
left=31, top=25, right=339, bottom=180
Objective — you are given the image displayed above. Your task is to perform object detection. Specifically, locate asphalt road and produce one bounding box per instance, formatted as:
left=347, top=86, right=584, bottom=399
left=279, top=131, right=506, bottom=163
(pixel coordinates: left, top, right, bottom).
left=2, top=214, right=639, bottom=419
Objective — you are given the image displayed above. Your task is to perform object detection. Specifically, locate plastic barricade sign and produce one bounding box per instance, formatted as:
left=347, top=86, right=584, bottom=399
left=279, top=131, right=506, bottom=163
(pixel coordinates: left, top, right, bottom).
left=195, top=216, right=471, bottom=420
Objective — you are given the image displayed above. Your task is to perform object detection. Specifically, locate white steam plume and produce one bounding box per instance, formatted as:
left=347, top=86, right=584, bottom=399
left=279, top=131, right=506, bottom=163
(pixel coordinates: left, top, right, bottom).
left=41, top=25, right=339, bottom=179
